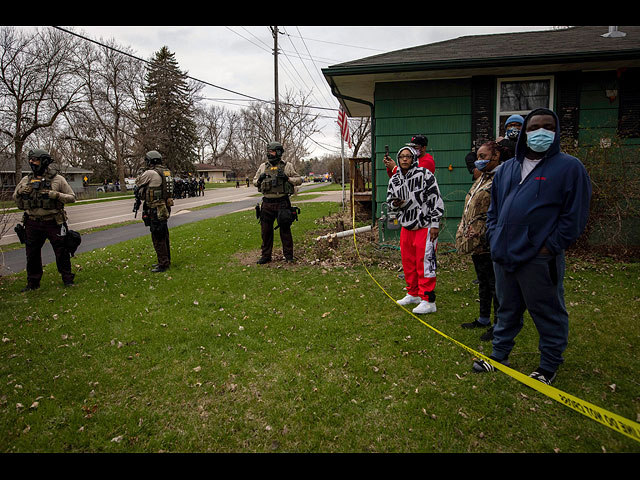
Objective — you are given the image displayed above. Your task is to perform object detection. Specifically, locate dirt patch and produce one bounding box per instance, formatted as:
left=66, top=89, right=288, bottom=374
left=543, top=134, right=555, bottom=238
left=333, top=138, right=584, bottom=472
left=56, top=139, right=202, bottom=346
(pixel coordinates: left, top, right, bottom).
left=233, top=209, right=403, bottom=271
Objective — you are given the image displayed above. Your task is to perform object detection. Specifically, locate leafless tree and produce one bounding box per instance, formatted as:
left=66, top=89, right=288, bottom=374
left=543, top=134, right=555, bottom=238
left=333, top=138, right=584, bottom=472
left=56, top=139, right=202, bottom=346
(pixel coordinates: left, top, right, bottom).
left=196, top=104, right=238, bottom=165
left=0, top=26, right=84, bottom=186
left=62, top=34, right=145, bottom=189
left=234, top=90, right=319, bottom=176
left=348, top=116, right=371, bottom=158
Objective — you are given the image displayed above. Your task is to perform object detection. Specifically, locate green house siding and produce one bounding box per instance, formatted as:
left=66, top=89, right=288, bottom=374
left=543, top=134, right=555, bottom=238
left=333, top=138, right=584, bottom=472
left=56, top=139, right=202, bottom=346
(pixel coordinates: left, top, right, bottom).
left=578, top=71, right=620, bottom=145
left=577, top=70, right=640, bottom=247
left=374, top=79, right=473, bottom=242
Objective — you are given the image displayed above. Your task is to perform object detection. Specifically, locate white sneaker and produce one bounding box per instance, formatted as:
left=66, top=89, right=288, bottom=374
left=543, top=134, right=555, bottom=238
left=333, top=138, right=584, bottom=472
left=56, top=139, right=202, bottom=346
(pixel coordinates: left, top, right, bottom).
left=412, top=301, right=437, bottom=314
left=397, top=294, right=421, bottom=306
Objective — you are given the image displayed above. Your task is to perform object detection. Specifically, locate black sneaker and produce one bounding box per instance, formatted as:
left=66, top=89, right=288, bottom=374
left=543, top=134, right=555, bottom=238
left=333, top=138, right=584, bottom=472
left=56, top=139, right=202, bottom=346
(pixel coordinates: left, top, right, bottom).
left=285, top=256, right=295, bottom=263
left=461, top=319, right=489, bottom=329
left=257, top=257, right=272, bottom=265
left=472, top=356, right=509, bottom=373
left=21, top=284, right=39, bottom=292
left=529, top=370, right=557, bottom=385
left=480, top=326, right=494, bottom=342
left=151, top=266, right=169, bottom=273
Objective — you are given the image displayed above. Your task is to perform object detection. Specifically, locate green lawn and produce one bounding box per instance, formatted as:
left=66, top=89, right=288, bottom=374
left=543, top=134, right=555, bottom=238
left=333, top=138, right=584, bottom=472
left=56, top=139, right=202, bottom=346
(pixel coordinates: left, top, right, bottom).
left=0, top=201, right=638, bottom=452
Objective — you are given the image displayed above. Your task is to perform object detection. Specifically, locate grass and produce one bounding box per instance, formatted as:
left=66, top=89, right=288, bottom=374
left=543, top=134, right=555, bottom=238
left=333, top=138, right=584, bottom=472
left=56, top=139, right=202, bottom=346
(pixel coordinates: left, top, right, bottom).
left=0, top=201, right=638, bottom=453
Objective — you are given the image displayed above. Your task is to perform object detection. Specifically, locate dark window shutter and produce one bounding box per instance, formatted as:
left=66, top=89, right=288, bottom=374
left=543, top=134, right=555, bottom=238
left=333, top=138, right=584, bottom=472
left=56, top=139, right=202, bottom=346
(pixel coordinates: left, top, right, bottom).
left=471, top=76, right=495, bottom=148
left=556, top=72, right=580, bottom=141
left=618, top=67, right=640, bottom=138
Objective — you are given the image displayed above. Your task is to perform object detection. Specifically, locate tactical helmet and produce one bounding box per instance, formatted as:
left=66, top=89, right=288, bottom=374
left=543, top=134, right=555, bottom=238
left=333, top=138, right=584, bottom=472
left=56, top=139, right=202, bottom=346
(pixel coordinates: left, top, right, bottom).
left=267, top=141, right=284, bottom=155
left=266, top=142, right=283, bottom=164
left=145, top=150, right=163, bottom=166
left=28, top=148, right=53, bottom=175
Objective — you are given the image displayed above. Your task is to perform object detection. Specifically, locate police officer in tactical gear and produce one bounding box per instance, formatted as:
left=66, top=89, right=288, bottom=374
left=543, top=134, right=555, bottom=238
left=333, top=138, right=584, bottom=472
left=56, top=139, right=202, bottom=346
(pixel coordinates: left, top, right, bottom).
left=12, top=149, right=77, bottom=291
left=135, top=150, right=174, bottom=272
left=253, top=141, right=302, bottom=264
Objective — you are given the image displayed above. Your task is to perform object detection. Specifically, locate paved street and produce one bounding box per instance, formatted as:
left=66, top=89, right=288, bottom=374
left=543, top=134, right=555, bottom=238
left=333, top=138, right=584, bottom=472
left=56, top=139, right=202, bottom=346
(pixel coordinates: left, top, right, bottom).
left=0, top=183, right=342, bottom=276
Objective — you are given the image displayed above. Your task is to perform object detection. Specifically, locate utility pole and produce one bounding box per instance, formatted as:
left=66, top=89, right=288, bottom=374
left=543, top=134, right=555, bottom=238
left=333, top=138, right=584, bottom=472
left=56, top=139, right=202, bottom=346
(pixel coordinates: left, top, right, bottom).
left=271, top=26, right=280, bottom=142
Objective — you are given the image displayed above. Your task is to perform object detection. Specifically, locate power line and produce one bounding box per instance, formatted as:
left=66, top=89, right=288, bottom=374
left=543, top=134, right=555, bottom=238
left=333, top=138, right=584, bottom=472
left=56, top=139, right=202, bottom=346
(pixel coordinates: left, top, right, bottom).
left=53, top=26, right=340, bottom=114
left=282, top=27, right=335, bottom=111
left=283, top=32, right=385, bottom=52
left=51, top=26, right=345, bottom=155
left=54, top=26, right=269, bottom=104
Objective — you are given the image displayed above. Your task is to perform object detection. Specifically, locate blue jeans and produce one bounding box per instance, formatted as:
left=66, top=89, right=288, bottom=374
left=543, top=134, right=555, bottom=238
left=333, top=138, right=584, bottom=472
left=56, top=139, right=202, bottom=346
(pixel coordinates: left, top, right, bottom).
left=491, top=253, right=569, bottom=373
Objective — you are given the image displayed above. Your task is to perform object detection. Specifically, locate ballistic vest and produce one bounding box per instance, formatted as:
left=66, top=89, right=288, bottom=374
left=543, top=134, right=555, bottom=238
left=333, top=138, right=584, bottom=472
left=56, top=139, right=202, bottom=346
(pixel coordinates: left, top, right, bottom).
left=145, top=166, right=174, bottom=203
left=259, top=161, right=294, bottom=195
left=15, top=172, right=64, bottom=211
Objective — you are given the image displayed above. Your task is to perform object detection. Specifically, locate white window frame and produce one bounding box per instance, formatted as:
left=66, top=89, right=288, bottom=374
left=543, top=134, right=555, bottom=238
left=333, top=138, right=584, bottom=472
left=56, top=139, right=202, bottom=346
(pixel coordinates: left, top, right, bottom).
left=496, top=75, right=555, bottom=136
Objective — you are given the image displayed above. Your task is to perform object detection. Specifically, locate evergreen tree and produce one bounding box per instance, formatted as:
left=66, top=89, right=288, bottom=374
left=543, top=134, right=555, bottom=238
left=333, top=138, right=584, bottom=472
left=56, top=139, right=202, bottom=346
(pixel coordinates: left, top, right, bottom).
left=140, top=46, right=199, bottom=173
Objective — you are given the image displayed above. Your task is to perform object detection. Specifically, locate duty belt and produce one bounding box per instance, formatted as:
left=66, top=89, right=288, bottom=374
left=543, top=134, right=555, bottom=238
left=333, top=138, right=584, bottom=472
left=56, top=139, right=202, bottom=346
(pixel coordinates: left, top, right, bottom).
left=27, top=214, right=58, bottom=222
left=262, top=196, right=288, bottom=203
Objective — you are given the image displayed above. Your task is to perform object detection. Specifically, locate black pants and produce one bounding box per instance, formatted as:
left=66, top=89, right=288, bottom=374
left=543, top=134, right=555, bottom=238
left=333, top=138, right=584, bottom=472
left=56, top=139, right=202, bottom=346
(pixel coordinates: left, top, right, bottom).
left=472, top=252, right=499, bottom=323
left=25, top=217, right=74, bottom=287
left=260, top=197, right=293, bottom=259
left=147, top=209, right=170, bottom=268
left=150, top=221, right=170, bottom=268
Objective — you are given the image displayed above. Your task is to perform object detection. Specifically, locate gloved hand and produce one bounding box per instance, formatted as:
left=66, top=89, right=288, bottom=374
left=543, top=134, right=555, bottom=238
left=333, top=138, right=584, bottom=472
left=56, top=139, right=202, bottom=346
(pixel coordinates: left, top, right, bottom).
left=277, top=171, right=289, bottom=182
left=258, top=173, right=267, bottom=183
left=41, top=190, right=58, bottom=199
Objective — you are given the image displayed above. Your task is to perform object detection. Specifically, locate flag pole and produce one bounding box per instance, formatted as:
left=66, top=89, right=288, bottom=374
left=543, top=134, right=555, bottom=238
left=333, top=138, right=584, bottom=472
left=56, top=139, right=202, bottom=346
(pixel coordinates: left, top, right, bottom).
left=341, top=132, right=345, bottom=209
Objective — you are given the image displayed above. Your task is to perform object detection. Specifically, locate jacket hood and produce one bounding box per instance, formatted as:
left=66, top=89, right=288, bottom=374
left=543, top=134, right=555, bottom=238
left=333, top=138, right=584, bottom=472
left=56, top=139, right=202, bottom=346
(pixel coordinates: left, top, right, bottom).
left=515, top=108, right=561, bottom=162
left=396, top=146, right=419, bottom=170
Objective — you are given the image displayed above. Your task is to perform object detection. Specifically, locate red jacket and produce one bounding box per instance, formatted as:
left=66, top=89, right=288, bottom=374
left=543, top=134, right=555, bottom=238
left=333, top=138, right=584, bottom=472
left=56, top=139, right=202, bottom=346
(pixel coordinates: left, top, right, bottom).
left=387, top=153, right=435, bottom=177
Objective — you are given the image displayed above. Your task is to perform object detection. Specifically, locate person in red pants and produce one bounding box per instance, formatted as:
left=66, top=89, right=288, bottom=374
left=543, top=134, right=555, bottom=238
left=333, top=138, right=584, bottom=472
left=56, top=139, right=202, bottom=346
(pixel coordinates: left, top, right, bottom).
left=387, top=146, right=444, bottom=314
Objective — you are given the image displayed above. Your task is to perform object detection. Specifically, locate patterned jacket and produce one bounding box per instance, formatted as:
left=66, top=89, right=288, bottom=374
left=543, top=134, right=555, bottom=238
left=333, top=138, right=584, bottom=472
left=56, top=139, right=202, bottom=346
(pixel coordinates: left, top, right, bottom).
left=386, top=147, right=444, bottom=230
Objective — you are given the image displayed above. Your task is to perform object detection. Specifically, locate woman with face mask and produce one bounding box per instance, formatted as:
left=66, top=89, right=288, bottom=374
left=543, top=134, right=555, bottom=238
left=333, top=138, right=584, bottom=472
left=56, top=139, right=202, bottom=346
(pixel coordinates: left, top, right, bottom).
left=456, top=141, right=509, bottom=341
left=464, top=115, right=523, bottom=180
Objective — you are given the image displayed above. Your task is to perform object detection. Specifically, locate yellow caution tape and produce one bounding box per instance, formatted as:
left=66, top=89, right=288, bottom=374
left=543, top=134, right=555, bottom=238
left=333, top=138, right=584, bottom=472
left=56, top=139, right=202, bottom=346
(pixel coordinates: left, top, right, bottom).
left=349, top=198, right=640, bottom=444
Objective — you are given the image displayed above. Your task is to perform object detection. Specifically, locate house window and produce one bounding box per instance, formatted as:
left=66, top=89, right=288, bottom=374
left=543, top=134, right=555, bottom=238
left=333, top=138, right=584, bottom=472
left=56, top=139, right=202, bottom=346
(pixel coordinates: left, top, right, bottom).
left=496, top=76, right=554, bottom=136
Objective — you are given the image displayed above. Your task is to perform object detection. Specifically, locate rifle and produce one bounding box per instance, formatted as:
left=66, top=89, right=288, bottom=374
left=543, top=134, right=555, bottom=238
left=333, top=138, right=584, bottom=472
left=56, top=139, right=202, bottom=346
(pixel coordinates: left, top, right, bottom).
left=133, top=197, right=142, bottom=218
left=133, top=185, right=142, bottom=218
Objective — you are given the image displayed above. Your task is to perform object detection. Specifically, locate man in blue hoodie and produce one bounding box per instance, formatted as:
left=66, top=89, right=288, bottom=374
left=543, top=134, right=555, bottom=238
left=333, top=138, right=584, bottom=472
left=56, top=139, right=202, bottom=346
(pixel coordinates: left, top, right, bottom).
left=472, top=108, right=592, bottom=385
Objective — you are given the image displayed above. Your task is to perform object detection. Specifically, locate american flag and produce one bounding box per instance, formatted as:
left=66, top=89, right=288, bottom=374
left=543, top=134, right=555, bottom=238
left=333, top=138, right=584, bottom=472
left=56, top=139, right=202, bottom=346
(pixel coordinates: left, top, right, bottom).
left=337, top=106, right=352, bottom=149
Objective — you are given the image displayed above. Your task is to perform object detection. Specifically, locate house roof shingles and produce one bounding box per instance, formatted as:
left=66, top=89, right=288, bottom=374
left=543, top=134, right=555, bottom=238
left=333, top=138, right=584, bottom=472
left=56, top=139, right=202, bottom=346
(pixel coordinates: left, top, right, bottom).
left=330, top=26, right=640, bottom=70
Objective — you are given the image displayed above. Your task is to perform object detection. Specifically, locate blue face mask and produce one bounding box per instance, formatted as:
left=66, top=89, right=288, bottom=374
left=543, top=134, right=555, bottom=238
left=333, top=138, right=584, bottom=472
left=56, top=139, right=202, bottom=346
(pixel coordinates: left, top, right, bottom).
left=526, top=128, right=555, bottom=153
left=474, top=159, right=490, bottom=171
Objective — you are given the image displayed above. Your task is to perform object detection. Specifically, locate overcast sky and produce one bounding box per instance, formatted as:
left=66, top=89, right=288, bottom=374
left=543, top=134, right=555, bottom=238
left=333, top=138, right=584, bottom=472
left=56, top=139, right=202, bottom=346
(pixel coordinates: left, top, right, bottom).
left=65, top=26, right=555, bottom=159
